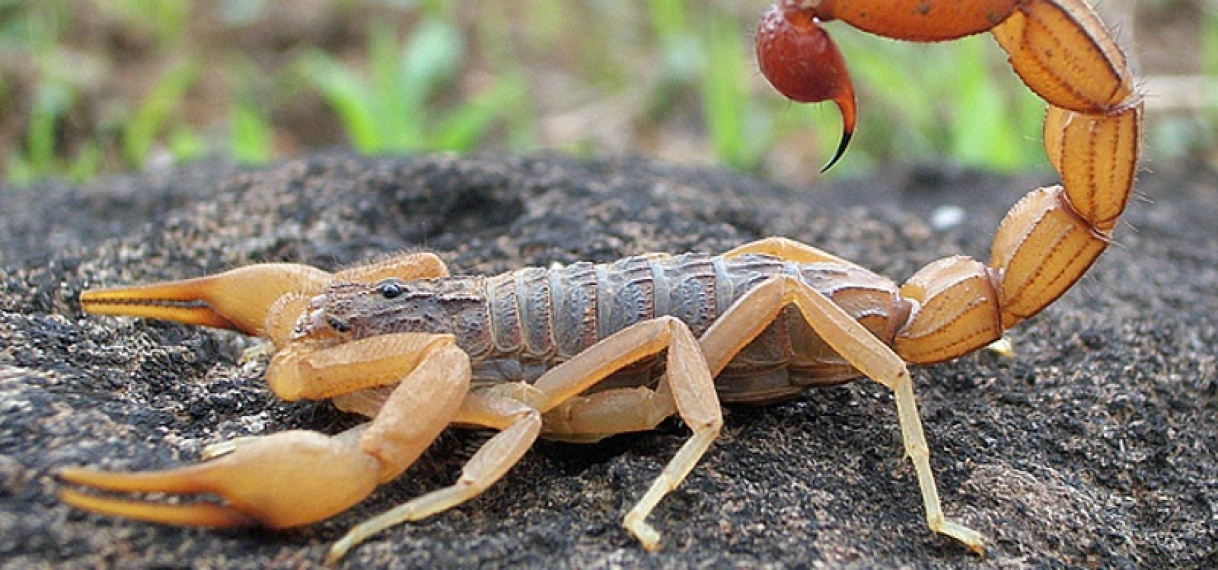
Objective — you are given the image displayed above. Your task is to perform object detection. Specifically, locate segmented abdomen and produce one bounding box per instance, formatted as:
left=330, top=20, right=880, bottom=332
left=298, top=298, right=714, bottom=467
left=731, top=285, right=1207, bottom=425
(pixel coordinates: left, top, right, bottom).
left=483, top=254, right=718, bottom=361
left=474, top=253, right=906, bottom=401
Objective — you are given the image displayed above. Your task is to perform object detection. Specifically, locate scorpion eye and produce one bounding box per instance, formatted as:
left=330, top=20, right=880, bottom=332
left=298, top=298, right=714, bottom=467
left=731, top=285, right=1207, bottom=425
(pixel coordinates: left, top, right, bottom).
left=326, top=315, right=352, bottom=333
left=377, top=279, right=406, bottom=300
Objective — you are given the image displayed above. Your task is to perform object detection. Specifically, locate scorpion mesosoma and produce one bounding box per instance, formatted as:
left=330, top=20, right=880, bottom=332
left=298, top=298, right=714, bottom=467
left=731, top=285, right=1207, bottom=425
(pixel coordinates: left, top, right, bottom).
left=60, top=0, right=1141, bottom=563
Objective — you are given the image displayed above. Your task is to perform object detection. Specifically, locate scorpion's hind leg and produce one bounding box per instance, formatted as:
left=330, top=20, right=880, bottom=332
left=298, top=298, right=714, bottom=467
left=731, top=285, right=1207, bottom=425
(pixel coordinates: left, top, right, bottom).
left=698, top=273, right=986, bottom=554
left=61, top=333, right=472, bottom=542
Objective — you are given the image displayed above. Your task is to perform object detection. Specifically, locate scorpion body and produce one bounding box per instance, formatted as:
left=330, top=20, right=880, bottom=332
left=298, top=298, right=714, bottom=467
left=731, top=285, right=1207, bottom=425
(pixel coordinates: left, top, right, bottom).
left=59, top=0, right=1143, bottom=563
left=316, top=252, right=906, bottom=406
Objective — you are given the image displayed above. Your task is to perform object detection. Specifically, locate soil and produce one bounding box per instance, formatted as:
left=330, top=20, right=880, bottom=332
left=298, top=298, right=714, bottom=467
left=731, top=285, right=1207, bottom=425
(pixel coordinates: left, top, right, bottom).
left=1, top=153, right=1215, bottom=568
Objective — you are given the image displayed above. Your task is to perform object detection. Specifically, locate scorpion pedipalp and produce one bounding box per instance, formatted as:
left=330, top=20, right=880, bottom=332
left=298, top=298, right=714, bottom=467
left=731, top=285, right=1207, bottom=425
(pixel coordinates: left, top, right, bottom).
left=78, top=263, right=332, bottom=346
left=60, top=430, right=382, bottom=529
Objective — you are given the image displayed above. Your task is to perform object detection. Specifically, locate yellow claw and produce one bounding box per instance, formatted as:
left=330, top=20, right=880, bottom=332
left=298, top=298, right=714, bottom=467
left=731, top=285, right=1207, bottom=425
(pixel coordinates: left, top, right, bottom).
left=59, top=430, right=382, bottom=530
left=80, top=263, right=331, bottom=341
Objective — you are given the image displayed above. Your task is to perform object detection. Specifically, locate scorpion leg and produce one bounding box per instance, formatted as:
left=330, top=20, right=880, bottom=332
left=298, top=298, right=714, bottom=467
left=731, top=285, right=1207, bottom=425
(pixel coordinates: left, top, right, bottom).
left=321, top=316, right=719, bottom=555
left=61, top=333, right=471, bottom=534
left=724, top=236, right=853, bottom=265
left=541, top=384, right=677, bottom=443
left=503, top=316, right=723, bottom=550
left=327, top=390, right=543, bottom=563
left=698, top=273, right=985, bottom=554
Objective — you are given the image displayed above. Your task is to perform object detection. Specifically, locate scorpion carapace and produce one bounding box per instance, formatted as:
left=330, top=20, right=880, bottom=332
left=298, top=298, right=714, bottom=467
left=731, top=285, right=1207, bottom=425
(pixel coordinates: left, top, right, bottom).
left=60, top=0, right=1140, bottom=564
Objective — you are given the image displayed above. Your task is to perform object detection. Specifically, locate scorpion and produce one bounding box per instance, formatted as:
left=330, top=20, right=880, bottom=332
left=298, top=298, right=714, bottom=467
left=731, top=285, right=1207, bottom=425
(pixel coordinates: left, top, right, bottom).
left=59, top=0, right=1141, bottom=563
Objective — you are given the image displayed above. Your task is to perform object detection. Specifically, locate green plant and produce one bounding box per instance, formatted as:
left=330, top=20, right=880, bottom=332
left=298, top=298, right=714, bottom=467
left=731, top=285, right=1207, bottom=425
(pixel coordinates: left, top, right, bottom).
left=643, top=1, right=770, bottom=171
left=699, top=12, right=767, bottom=171
left=229, top=97, right=275, bottom=164
left=299, top=12, right=526, bottom=154
left=1, top=0, right=1157, bottom=186
left=122, top=61, right=201, bottom=168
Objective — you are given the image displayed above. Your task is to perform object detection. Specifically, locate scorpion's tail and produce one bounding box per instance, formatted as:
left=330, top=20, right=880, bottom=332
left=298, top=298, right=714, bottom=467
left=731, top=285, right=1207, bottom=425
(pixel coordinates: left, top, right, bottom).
left=883, top=0, right=1143, bottom=365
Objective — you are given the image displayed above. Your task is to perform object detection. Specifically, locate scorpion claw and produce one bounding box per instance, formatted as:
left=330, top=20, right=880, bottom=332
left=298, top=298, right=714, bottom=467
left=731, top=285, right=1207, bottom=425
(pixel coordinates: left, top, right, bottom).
left=59, top=430, right=382, bottom=530
left=80, top=264, right=331, bottom=338
left=58, top=487, right=256, bottom=528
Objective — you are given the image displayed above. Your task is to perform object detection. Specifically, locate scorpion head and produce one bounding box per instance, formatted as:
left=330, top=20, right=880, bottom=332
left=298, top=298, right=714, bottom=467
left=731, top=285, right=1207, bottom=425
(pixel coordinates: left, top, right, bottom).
left=294, top=278, right=414, bottom=342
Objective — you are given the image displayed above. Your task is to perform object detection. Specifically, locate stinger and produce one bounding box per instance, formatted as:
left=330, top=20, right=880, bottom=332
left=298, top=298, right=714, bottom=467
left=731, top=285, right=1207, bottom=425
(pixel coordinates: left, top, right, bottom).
left=756, top=1, right=857, bottom=172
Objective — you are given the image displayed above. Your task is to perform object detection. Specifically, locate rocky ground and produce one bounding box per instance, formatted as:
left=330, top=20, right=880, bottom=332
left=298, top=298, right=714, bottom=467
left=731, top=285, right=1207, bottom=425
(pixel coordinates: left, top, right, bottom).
left=1, top=154, right=1215, bottom=568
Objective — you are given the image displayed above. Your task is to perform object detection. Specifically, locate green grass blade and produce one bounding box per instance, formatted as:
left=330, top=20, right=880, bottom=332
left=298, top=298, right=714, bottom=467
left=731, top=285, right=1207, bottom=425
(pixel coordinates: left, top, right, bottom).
left=395, top=15, right=465, bottom=150
left=431, top=75, right=527, bottom=152
left=700, top=14, right=759, bottom=170
left=299, top=50, right=379, bottom=152
left=122, top=60, right=200, bottom=168
left=66, top=139, right=102, bottom=182
left=367, top=22, right=415, bottom=150
left=27, top=81, right=72, bottom=174
left=231, top=98, right=274, bottom=164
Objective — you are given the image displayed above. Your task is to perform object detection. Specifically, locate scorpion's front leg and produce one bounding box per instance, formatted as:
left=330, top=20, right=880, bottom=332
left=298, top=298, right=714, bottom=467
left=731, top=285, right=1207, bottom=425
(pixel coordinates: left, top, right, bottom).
left=698, top=273, right=986, bottom=554
left=61, top=332, right=472, bottom=537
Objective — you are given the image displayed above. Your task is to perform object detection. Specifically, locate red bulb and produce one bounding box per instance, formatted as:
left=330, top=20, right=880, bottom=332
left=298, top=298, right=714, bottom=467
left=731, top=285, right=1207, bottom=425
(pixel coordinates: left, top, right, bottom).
left=756, top=3, right=857, bottom=171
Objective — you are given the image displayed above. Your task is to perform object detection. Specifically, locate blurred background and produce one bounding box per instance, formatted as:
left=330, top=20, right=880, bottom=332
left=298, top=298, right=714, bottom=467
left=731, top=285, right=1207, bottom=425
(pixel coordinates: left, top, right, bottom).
left=0, top=0, right=1213, bottom=187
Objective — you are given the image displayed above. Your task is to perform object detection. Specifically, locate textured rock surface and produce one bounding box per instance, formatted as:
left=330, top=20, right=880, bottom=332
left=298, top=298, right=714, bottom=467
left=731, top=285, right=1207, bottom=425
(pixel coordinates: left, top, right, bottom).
left=1, top=154, right=1215, bottom=568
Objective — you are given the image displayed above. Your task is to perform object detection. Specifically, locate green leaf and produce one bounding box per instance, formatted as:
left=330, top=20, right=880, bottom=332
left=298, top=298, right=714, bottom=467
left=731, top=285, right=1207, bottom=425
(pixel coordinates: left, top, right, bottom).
left=432, top=75, right=527, bottom=152
left=27, top=81, right=73, bottom=172
left=397, top=15, right=464, bottom=112
left=300, top=50, right=380, bottom=152
left=699, top=15, right=742, bottom=168
left=231, top=98, right=274, bottom=164
left=123, top=61, right=200, bottom=168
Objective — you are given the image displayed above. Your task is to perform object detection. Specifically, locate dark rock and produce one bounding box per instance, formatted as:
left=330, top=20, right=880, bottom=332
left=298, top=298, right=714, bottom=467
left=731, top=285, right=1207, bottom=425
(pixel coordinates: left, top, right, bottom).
left=2, top=153, right=1215, bottom=568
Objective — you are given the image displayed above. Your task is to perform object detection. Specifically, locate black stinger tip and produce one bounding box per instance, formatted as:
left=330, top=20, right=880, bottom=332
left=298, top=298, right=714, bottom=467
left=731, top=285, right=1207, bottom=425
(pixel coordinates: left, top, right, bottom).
left=820, top=128, right=852, bottom=173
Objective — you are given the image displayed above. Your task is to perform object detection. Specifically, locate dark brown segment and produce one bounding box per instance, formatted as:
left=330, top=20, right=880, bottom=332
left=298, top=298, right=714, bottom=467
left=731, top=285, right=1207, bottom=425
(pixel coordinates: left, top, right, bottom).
left=712, top=255, right=794, bottom=378
left=550, top=262, right=598, bottom=358
left=652, top=253, right=718, bottom=337
left=798, top=262, right=906, bottom=343
left=486, top=273, right=523, bottom=356
left=595, top=256, right=656, bottom=341
left=718, top=254, right=786, bottom=307
left=516, top=267, right=556, bottom=359
left=452, top=280, right=495, bottom=360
